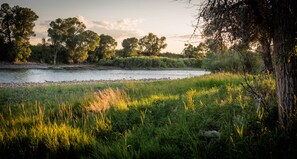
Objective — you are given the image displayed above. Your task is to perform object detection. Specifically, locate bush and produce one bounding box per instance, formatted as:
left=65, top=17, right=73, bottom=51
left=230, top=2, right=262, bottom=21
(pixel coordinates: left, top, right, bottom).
left=202, top=51, right=263, bottom=74
left=98, top=56, right=202, bottom=68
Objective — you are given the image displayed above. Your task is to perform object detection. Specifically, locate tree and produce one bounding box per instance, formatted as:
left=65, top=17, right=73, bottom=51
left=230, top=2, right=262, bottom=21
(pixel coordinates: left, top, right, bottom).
left=63, top=18, right=99, bottom=63
left=30, top=38, right=53, bottom=63
left=204, top=39, right=227, bottom=54
left=0, top=3, right=38, bottom=62
left=196, top=0, right=274, bottom=72
left=192, top=0, right=297, bottom=128
left=122, top=37, right=139, bottom=57
left=183, top=43, right=206, bottom=58
left=75, top=30, right=100, bottom=63
left=95, top=34, right=117, bottom=60
left=48, top=17, right=100, bottom=64
left=139, top=33, right=167, bottom=56
left=48, top=18, right=66, bottom=65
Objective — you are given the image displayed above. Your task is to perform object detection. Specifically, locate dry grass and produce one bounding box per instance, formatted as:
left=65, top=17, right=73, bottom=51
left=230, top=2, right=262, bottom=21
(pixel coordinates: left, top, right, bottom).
left=87, top=88, right=129, bottom=114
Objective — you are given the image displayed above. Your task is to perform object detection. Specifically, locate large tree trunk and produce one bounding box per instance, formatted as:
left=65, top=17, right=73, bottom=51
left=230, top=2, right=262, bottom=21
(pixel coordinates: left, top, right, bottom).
left=273, top=0, right=297, bottom=129
left=259, top=37, right=273, bottom=73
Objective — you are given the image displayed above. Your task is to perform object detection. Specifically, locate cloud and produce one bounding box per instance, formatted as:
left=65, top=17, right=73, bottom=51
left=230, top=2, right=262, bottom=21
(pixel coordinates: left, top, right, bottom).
left=170, top=34, right=192, bottom=40
left=30, top=21, right=51, bottom=44
left=169, top=34, right=203, bottom=44
left=77, top=16, right=144, bottom=39
left=30, top=16, right=144, bottom=45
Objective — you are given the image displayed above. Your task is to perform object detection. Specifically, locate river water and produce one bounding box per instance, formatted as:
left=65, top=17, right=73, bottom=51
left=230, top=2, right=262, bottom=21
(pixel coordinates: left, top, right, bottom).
left=0, top=69, right=210, bottom=83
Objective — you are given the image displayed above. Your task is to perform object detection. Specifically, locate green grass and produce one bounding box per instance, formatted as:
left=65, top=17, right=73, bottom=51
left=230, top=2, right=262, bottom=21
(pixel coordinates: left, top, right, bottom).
left=0, top=73, right=296, bottom=159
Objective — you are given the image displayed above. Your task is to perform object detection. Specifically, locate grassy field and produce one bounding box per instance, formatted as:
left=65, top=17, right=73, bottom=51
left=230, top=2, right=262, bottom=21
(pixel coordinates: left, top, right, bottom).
left=0, top=73, right=296, bottom=159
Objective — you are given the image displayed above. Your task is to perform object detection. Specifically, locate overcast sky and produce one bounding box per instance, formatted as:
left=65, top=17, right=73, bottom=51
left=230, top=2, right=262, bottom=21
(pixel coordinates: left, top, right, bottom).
left=1, top=0, right=201, bottom=53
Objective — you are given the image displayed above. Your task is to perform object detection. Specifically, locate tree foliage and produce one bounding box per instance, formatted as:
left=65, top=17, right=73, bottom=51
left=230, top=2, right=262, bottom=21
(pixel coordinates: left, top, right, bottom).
left=48, top=18, right=66, bottom=65
left=192, top=0, right=297, bottom=128
left=0, top=3, right=38, bottom=62
left=196, top=0, right=273, bottom=72
left=183, top=43, right=206, bottom=58
left=94, top=34, right=117, bottom=60
left=139, top=33, right=167, bottom=56
left=29, top=38, right=54, bottom=63
left=48, top=17, right=100, bottom=64
left=122, top=37, right=139, bottom=57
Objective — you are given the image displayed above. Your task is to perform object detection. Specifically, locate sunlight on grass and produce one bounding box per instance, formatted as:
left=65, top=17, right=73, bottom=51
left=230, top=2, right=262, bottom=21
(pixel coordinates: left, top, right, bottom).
left=129, top=94, right=179, bottom=108
left=0, top=73, right=284, bottom=158
left=87, top=88, right=129, bottom=114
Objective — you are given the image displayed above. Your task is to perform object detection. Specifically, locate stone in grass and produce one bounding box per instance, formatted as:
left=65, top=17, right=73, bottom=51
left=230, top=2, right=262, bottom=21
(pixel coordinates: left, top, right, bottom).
left=199, top=130, right=221, bottom=138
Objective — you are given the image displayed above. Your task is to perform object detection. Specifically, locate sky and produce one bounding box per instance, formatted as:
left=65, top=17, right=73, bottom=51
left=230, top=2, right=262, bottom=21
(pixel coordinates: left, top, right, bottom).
left=1, top=0, right=202, bottom=53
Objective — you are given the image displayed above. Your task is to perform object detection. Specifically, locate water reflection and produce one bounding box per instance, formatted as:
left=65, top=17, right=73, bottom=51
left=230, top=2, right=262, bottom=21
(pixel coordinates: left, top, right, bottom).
left=0, top=69, right=209, bottom=83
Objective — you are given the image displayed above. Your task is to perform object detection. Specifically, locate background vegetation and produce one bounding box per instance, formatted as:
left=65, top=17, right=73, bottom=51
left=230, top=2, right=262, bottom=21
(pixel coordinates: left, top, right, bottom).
left=98, top=56, right=202, bottom=69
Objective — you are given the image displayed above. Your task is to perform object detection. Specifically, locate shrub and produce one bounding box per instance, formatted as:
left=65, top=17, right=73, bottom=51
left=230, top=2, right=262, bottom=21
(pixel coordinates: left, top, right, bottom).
left=202, top=51, right=263, bottom=74
left=98, top=56, right=202, bottom=68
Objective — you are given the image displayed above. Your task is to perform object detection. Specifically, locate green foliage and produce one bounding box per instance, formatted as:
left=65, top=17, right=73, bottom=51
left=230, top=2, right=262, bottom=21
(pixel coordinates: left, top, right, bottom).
left=93, top=34, right=117, bottom=61
left=0, top=3, right=38, bottom=63
left=1, top=73, right=295, bottom=158
left=183, top=43, right=207, bottom=58
left=48, top=18, right=65, bottom=64
left=139, top=33, right=167, bottom=56
left=159, top=52, right=184, bottom=58
left=48, top=17, right=100, bottom=64
left=122, top=37, right=139, bottom=57
left=205, top=39, right=228, bottom=54
left=29, top=41, right=53, bottom=63
left=202, top=50, right=264, bottom=74
left=98, top=56, right=202, bottom=68
left=14, top=37, right=31, bottom=62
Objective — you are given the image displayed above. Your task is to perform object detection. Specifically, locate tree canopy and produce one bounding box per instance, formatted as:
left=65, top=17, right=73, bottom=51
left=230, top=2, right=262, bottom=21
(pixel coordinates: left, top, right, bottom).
left=139, top=33, right=167, bottom=56
left=183, top=43, right=206, bottom=58
left=122, top=37, right=139, bottom=57
left=48, top=17, right=100, bottom=64
left=0, top=3, right=38, bottom=62
left=95, top=34, right=117, bottom=60
left=195, top=0, right=273, bottom=72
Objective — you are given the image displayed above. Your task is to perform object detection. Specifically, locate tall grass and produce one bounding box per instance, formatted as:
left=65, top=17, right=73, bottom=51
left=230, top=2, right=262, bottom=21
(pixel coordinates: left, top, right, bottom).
left=0, top=73, right=296, bottom=158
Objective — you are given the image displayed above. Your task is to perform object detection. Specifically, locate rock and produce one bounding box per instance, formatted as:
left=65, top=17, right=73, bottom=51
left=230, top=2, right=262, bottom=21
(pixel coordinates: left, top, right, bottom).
left=199, top=130, right=221, bottom=138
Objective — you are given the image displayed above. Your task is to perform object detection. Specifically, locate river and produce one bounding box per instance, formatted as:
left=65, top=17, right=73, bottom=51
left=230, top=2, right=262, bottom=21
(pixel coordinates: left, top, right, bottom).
left=0, top=68, right=210, bottom=83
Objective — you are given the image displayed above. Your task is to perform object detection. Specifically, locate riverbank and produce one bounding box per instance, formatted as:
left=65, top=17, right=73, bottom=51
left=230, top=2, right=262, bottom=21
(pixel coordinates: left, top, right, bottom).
left=0, top=78, right=171, bottom=88
left=0, top=62, right=117, bottom=70
left=0, top=62, right=203, bottom=70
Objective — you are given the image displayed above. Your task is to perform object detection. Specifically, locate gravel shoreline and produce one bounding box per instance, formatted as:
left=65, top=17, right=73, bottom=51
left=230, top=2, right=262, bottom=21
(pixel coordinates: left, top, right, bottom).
left=0, top=78, right=171, bottom=88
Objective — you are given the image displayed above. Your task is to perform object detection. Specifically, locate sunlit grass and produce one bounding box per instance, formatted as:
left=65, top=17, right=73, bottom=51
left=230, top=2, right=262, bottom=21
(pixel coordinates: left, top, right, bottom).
left=0, top=73, right=292, bottom=159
